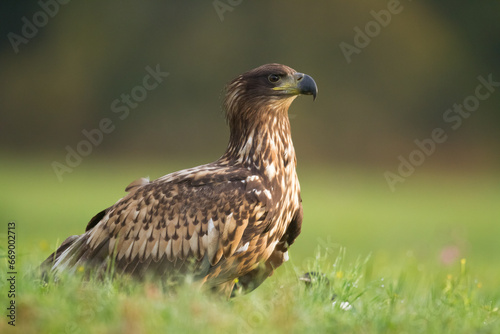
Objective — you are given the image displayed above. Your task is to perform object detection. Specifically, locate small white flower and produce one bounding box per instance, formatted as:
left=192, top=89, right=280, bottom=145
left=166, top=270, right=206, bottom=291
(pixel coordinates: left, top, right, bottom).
left=332, top=301, right=353, bottom=311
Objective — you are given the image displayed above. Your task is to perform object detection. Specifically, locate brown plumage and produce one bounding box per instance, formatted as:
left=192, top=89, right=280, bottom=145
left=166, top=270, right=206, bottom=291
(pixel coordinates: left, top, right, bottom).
left=41, top=63, right=318, bottom=296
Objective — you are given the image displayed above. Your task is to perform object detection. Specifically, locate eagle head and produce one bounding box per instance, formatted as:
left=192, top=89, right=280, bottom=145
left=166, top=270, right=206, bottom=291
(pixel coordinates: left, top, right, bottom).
left=223, top=64, right=318, bottom=126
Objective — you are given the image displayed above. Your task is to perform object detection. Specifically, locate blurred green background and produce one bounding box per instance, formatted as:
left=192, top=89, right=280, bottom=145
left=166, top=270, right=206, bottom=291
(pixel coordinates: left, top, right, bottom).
left=1, top=1, right=499, bottom=275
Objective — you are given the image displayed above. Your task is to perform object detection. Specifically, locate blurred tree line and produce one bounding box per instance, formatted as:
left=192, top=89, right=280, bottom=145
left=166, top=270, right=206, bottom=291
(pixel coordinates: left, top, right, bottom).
left=1, top=1, right=499, bottom=169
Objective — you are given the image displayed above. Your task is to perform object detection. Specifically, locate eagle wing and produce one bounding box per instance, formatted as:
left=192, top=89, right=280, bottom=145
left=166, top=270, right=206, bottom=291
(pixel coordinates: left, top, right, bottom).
left=49, top=164, right=275, bottom=284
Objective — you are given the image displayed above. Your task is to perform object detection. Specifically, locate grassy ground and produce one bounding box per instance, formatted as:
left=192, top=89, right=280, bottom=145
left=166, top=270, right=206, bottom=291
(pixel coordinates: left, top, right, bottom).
left=1, top=156, right=499, bottom=333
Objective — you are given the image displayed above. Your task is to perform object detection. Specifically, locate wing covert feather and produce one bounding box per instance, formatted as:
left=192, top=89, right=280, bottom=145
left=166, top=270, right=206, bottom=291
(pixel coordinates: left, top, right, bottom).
left=84, top=167, right=273, bottom=278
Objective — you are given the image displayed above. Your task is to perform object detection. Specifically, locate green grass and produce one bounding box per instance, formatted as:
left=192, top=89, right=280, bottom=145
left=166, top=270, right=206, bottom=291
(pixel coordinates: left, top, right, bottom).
left=1, top=247, right=498, bottom=333
left=1, top=155, right=499, bottom=333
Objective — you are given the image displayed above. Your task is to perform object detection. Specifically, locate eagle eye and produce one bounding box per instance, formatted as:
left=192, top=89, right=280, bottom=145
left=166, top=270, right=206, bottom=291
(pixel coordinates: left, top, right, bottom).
left=268, top=74, right=281, bottom=83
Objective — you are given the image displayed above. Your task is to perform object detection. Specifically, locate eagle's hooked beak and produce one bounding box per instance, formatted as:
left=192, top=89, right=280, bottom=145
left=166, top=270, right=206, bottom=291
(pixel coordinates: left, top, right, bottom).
left=295, top=73, right=318, bottom=101
left=272, top=72, right=318, bottom=100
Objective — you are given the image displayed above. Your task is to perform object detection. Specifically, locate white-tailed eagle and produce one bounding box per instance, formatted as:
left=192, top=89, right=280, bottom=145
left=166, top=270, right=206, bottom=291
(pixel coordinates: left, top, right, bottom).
left=42, top=63, right=318, bottom=297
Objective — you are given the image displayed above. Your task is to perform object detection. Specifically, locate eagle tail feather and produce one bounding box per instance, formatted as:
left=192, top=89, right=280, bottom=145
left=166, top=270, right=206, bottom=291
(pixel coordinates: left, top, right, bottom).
left=41, top=232, right=110, bottom=278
